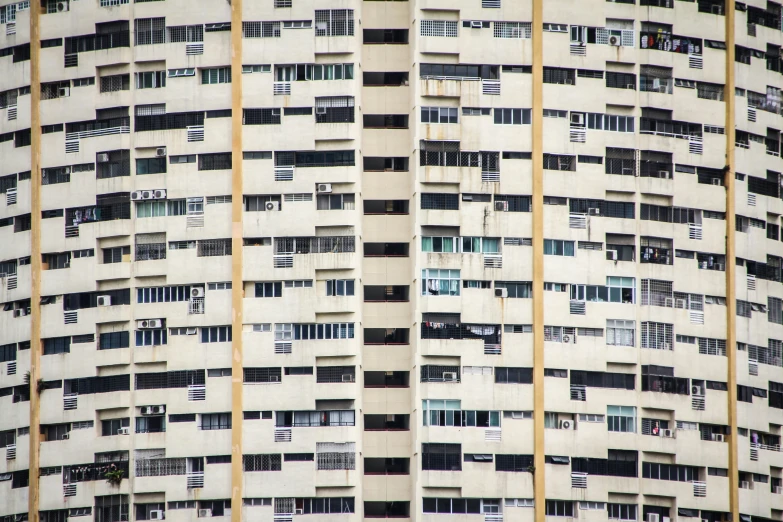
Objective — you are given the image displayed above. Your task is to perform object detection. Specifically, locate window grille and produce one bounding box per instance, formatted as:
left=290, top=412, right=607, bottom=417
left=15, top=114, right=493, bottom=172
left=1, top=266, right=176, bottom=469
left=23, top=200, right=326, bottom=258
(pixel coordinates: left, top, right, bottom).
left=242, top=21, right=281, bottom=38
left=640, top=279, right=673, bottom=306
left=135, top=458, right=186, bottom=477
left=314, top=9, right=354, bottom=36
left=421, top=20, right=458, bottom=37
left=316, top=442, right=356, bottom=470
left=316, top=366, right=355, bottom=383
left=100, top=74, right=129, bottom=93
left=198, top=153, right=232, bottom=170
left=134, top=18, right=165, bottom=45
left=315, top=97, right=355, bottom=123
left=420, top=365, right=460, bottom=382
left=243, top=454, right=282, bottom=471
left=640, top=322, right=673, bottom=350
left=243, top=108, right=281, bottom=125
left=196, top=239, right=231, bottom=257
left=422, top=443, right=461, bottom=471
left=243, top=367, right=282, bottom=383
left=166, top=24, right=203, bottom=43
left=494, top=21, right=531, bottom=38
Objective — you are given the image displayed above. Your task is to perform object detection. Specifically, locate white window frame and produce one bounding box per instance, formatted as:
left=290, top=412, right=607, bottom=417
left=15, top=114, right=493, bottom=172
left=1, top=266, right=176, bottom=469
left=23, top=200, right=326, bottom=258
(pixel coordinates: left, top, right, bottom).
left=422, top=269, right=461, bottom=296
left=168, top=68, right=195, bottom=78
left=606, top=319, right=635, bottom=347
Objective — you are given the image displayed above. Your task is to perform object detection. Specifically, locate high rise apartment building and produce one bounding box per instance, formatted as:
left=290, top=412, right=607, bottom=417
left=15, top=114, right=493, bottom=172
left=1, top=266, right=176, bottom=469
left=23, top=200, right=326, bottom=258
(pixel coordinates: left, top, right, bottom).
left=1, top=0, right=783, bottom=521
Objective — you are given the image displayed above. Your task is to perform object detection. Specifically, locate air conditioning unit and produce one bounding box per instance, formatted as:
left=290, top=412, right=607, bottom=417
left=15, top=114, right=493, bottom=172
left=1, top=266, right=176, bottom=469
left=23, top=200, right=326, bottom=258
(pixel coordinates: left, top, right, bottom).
left=660, top=429, right=674, bottom=438
left=712, top=178, right=721, bottom=186
left=317, top=183, right=332, bottom=193
left=692, top=385, right=702, bottom=395
left=149, top=511, right=164, bottom=521
left=494, top=201, right=509, bottom=211
left=141, top=406, right=155, bottom=415
left=97, top=295, right=112, bottom=307
left=712, top=433, right=725, bottom=442
left=661, top=342, right=671, bottom=350
left=198, top=509, right=212, bottom=518
left=606, top=250, right=618, bottom=261
left=658, top=170, right=669, bottom=178
left=588, top=208, right=600, bottom=216
left=315, top=22, right=327, bottom=31
left=341, top=374, right=354, bottom=382
left=608, top=35, right=620, bottom=46
left=570, top=112, right=585, bottom=126
left=155, top=147, right=167, bottom=157
left=191, top=287, right=205, bottom=298
left=295, top=509, right=304, bottom=515
left=61, top=433, right=70, bottom=440
left=153, top=189, right=167, bottom=199
left=97, top=153, right=110, bottom=163
left=57, top=1, right=69, bottom=12
left=131, top=191, right=143, bottom=201
left=495, top=288, right=508, bottom=298
left=141, top=190, right=154, bottom=200
left=117, top=427, right=130, bottom=435
left=315, top=106, right=327, bottom=115
left=471, top=21, right=483, bottom=28
left=58, top=86, right=70, bottom=97
left=442, top=372, right=457, bottom=381
left=269, top=375, right=280, bottom=382
left=265, top=201, right=280, bottom=211
left=152, top=405, right=166, bottom=414
left=773, top=485, right=782, bottom=494
left=137, top=319, right=163, bottom=329
left=740, top=481, right=751, bottom=489
left=565, top=78, right=573, bottom=85
left=647, top=514, right=660, bottom=522
left=559, top=420, right=574, bottom=430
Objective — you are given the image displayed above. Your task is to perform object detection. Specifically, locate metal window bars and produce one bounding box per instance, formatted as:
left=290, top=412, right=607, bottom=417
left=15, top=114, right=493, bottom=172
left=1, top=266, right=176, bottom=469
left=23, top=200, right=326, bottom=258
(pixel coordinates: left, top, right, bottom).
left=274, top=236, right=355, bottom=254
left=242, top=21, right=281, bottom=38
left=135, top=458, right=186, bottom=477
left=197, top=239, right=232, bottom=257
left=314, top=9, right=354, bottom=37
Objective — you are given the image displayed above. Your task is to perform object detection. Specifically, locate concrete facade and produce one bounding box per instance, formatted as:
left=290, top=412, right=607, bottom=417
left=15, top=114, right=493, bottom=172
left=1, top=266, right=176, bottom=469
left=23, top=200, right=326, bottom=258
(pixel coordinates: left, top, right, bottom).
left=0, top=1, right=782, bottom=522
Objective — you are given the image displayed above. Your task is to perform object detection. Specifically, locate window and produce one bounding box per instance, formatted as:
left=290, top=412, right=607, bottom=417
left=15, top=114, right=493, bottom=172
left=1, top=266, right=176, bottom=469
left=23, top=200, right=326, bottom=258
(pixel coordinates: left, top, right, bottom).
left=255, top=282, right=282, bottom=297
left=606, top=319, right=635, bottom=347
left=546, top=501, right=574, bottom=517
left=100, top=74, right=129, bottom=93
left=496, top=454, right=534, bottom=472
left=43, top=337, right=70, bottom=355
left=99, top=332, right=129, bottom=350
left=606, top=71, right=636, bottom=90
left=242, top=65, right=271, bottom=74
left=168, top=68, right=195, bottom=77
left=421, top=20, right=459, bottom=37
left=608, top=503, right=637, bottom=520
left=314, top=9, right=354, bottom=36
left=422, top=269, right=460, bottom=296
left=494, top=108, right=531, bottom=125
left=200, top=413, right=232, bottom=430
left=494, top=282, right=532, bottom=298
left=495, top=367, right=533, bottom=384
left=135, top=71, right=166, bottom=89
left=421, top=443, right=461, bottom=471
left=642, top=462, right=699, bottom=482
left=326, top=280, right=354, bottom=296
left=421, top=106, right=458, bottom=124
left=243, top=454, right=281, bottom=471
left=578, top=414, right=604, bottom=423
left=421, top=193, right=459, bottom=210
left=135, top=416, right=165, bottom=434
left=543, top=67, right=575, bottom=84
left=316, top=193, right=355, bottom=210
left=135, top=329, right=167, bottom=347
left=243, top=367, right=282, bottom=384
left=607, top=405, right=636, bottom=432
left=102, top=246, right=128, bottom=264
left=201, top=326, right=232, bottom=343
left=201, top=67, right=231, bottom=84
left=640, top=321, right=673, bottom=350
left=544, top=239, right=575, bottom=256
left=134, top=157, right=167, bottom=176
left=134, top=17, right=165, bottom=45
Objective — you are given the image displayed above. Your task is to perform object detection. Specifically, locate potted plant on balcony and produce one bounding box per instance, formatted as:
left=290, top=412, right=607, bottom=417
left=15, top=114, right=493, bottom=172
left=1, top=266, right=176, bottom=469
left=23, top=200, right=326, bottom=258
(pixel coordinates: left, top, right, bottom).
left=104, top=464, right=124, bottom=486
